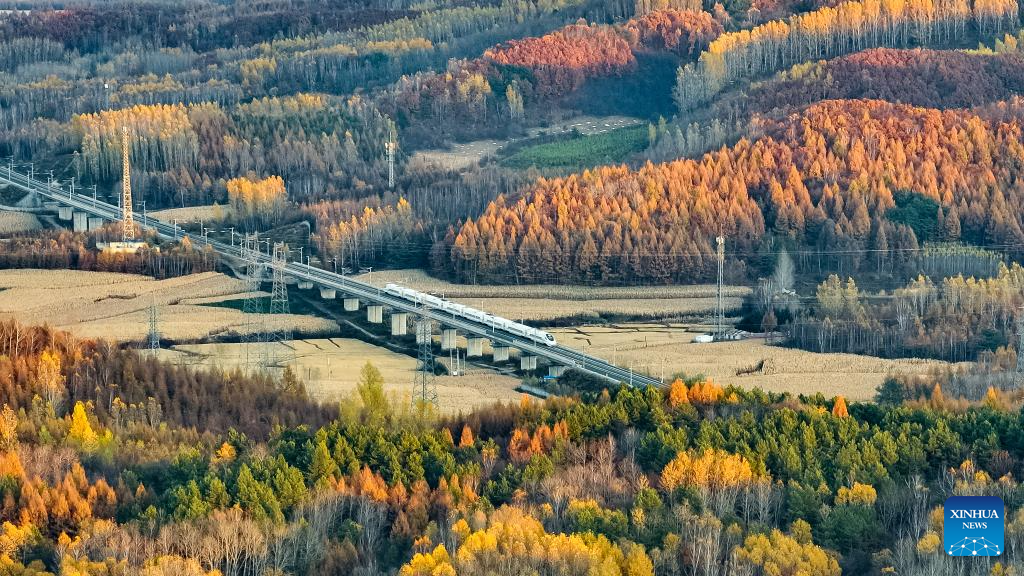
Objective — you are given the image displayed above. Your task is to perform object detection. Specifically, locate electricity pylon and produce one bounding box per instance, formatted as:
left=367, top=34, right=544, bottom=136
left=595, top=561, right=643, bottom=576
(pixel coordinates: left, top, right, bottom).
left=1016, top=310, right=1024, bottom=387
left=414, top=316, right=437, bottom=410
left=265, top=242, right=293, bottom=369
left=147, top=299, right=160, bottom=354
left=241, top=234, right=265, bottom=372
left=385, top=127, right=396, bottom=189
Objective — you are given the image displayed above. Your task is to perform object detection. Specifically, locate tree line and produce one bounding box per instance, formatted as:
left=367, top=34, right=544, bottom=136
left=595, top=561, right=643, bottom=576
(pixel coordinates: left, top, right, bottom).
left=0, top=315, right=1019, bottom=574
left=435, top=98, right=1024, bottom=284
left=674, top=0, right=1019, bottom=111
left=386, top=9, right=724, bottom=146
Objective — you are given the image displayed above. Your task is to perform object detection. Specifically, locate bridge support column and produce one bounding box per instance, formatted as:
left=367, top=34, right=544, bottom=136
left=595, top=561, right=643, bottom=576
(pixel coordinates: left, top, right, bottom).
left=318, top=287, right=336, bottom=299
left=391, top=312, right=408, bottom=336
left=467, top=337, right=486, bottom=358
left=416, top=320, right=432, bottom=344
left=492, top=346, right=510, bottom=362
left=57, top=206, right=73, bottom=221
left=87, top=216, right=104, bottom=231
left=343, top=297, right=359, bottom=312
left=548, top=365, right=567, bottom=378
left=367, top=305, right=383, bottom=324
left=520, top=355, right=537, bottom=371
left=72, top=212, right=88, bottom=232
left=297, top=280, right=314, bottom=290
left=440, top=329, right=457, bottom=351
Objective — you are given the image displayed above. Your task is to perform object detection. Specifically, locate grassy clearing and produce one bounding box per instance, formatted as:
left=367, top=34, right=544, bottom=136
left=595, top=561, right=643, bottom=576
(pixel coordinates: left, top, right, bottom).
left=500, top=125, right=647, bottom=169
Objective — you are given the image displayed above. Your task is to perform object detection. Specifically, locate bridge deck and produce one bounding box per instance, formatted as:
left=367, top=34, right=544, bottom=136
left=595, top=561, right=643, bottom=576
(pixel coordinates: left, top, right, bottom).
left=0, top=167, right=663, bottom=388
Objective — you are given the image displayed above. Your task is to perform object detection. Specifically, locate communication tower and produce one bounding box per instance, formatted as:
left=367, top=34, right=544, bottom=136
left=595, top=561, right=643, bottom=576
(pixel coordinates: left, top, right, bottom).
left=121, top=126, right=135, bottom=242
left=715, top=236, right=725, bottom=337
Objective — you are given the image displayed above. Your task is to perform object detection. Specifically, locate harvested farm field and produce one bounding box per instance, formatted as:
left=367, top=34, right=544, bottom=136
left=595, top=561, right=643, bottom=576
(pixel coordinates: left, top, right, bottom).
left=551, top=324, right=961, bottom=400
left=0, top=269, right=336, bottom=342
left=160, top=338, right=523, bottom=413
left=357, top=269, right=749, bottom=321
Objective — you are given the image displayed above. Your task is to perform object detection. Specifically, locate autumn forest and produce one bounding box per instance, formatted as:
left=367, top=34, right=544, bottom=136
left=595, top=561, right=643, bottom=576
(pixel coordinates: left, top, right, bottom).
left=4, top=0, right=1024, bottom=573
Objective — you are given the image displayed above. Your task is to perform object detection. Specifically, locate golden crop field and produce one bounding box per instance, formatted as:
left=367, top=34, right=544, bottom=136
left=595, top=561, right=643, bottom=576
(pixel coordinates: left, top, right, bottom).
left=0, top=212, right=41, bottom=234
left=551, top=324, right=960, bottom=400
left=357, top=269, right=749, bottom=321
left=161, top=338, right=523, bottom=414
left=0, top=269, right=336, bottom=342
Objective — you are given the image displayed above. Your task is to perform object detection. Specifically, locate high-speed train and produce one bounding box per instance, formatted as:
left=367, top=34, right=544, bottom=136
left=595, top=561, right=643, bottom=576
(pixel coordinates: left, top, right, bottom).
left=383, top=283, right=558, bottom=347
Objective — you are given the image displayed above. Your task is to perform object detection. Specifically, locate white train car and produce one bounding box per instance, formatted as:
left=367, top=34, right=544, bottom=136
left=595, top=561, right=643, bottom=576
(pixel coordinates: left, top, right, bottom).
left=421, top=293, right=445, bottom=308
left=443, top=301, right=466, bottom=315
left=381, top=283, right=558, bottom=346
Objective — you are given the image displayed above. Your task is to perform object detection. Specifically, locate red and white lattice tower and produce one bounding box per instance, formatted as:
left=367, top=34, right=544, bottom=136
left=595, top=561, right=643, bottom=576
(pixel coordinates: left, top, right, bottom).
left=121, top=126, right=135, bottom=242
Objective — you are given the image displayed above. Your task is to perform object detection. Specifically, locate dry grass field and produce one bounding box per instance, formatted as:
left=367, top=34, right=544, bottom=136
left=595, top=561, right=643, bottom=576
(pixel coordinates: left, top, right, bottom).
left=160, top=338, right=523, bottom=413
left=357, top=269, right=749, bottom=321
left=551, top=324, right=960, bottom=400
left=0, top=269, right=336, bottom=342
left=149, top=205, right=229, bottom=223
left=0, top=212, right=41, bottom=233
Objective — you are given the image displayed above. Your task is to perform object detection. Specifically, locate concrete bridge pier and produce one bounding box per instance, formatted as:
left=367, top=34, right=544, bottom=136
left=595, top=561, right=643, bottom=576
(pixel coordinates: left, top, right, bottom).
left=72, top=212, right=88, bottom=232
left=548, top=365, right=567, bottom=378
left=318, top=287, right=336, bottom=299
left=391, top=312, right=408, bottom=336
left=297, top=280, right=314, bottom=290
left=440, top=328, right=457, bottom=351
left=367, top=304, right=383, bottom=324
left=467, top=337, right=486, bottom=358
left=343, top=297, right=359, bottom=312
left=492, top=346, right=510, bottom=362
left=57, top=206, right=73, bottom=221
left=87, top=216, right=104, bottom=231
left=520, top=355, right=538, bottom=371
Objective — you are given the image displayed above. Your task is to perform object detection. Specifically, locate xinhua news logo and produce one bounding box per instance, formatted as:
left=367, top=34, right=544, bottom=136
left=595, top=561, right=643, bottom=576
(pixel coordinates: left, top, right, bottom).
left=944, top=496, right=1004, bottom=557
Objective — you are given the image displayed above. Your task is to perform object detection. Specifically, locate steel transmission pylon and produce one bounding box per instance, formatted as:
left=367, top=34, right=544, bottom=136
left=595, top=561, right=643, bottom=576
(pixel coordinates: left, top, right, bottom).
left=241, top=234, right=266, bottom=372
left=264, top=242, right=293, bottom=369
left=1016, top=309, right=1024, bottom=387
left=414, top=316, right=437, bottom=410
left=386, top=128, right=396, bottom=189
left=147, top=299, right=160, bottom=354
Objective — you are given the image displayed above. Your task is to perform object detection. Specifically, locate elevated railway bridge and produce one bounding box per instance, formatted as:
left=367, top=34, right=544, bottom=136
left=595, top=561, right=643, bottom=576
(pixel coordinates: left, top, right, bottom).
left=0, top=166, right=663, bottom=388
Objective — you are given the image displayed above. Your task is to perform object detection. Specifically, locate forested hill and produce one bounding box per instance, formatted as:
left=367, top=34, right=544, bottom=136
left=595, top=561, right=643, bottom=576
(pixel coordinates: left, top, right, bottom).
left=0, top=319, right=1019, bottom=575
left=437, top=98, right=1024, bottom=284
